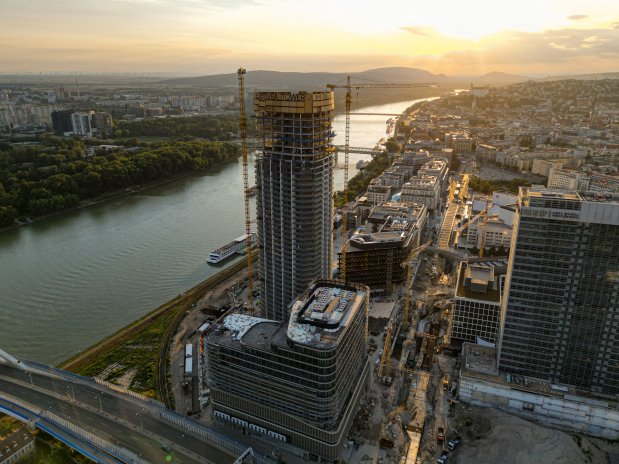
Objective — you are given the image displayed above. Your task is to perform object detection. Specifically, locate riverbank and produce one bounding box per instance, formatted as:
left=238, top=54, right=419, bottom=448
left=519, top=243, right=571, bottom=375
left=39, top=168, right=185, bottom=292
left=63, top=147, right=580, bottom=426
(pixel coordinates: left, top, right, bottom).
left=60, top=255, right=250, bottom=400
left=0, top=157, right=241, bottom=234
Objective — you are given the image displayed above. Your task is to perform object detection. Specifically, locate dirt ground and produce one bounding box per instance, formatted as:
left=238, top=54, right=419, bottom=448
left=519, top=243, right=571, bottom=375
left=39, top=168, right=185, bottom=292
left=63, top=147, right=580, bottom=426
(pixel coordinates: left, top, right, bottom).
left=453, top=407, right=619, bottom=464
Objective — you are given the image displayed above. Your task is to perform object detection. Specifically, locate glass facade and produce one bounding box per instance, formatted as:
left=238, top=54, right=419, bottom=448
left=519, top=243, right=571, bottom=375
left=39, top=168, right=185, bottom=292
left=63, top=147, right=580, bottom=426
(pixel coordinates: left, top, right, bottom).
left=498, top=189, right=619, bottom=395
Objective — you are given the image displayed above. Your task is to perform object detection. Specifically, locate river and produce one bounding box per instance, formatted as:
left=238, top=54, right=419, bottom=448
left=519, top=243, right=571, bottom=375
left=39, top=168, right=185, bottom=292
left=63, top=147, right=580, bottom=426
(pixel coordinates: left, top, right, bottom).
left=0, top=97, right=437, bottom=365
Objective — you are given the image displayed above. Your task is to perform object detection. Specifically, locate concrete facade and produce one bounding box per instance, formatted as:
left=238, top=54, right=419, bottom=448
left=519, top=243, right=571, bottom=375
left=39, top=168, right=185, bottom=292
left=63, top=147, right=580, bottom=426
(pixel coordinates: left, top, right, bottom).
left=254, top=91, right=335, bottom=322
left=459, top=344, right=619, bottom=440
left=400, top=176, right=440, bottom=210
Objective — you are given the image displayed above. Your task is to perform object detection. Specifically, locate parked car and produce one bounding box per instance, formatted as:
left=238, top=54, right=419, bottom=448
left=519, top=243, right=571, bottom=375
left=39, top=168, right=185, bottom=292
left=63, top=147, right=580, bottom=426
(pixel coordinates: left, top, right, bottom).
left=448, top=436, right=462, bottom=451
left=437, top=426, right=445, bottom=443
left=437, top=450, right=449, bottom=464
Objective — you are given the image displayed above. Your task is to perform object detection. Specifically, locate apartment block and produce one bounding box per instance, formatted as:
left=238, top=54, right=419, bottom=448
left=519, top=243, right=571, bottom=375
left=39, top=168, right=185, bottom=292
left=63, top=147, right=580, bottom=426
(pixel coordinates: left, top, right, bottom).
left=400, top=175, right=440, bottom=210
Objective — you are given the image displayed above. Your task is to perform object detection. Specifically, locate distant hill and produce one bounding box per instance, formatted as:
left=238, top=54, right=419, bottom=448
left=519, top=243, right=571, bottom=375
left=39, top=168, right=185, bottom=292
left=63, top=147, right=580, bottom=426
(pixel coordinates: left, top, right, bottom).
left=157, top=67, right=523, bottom=89
left=474, top=71, right=529, bottom=84
left=541, top=72, right=619, bottom=81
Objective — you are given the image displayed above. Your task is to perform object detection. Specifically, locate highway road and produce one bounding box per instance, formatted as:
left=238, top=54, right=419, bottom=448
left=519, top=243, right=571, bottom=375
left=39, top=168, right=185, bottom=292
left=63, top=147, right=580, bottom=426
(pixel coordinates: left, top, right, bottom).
left=0, top=364, right=239, bottom=464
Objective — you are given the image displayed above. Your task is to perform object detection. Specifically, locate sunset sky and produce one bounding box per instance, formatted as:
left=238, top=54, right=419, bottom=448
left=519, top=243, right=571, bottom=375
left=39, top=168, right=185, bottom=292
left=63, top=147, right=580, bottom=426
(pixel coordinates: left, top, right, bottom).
left=1, top=0, right=618, bottom=76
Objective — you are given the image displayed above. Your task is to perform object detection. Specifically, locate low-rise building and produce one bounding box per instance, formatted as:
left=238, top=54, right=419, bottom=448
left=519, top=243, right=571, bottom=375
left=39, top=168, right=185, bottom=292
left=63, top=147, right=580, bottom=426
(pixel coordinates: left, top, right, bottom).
left=207, top=281, right=370, bottom=461
left=547, top=169, right=590, bottom=191
left=459, top=343, right=619, bottom=440
left=366, top=182, right=392, bottom=205
left=418, top=159, right=449, bottom=193
left=588, top=172, right=619, bottom=194
left=402, top=149, right=434, bottom=174
left=0, top=428, right=35, bottom=464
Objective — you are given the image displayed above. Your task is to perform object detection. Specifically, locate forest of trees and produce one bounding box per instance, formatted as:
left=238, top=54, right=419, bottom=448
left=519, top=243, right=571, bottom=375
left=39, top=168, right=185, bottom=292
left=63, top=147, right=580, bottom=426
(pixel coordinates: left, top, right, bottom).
left=0, top=137, right=239, bottom=227
left=113, top=115, right=242, bottom=139
left=468, top=175, right=531, bottom=194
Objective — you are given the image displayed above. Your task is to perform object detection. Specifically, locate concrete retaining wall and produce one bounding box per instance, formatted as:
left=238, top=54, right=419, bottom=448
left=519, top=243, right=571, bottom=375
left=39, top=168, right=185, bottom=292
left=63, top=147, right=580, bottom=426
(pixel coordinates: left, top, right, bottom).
left=459, top=375, right=619, bottom=440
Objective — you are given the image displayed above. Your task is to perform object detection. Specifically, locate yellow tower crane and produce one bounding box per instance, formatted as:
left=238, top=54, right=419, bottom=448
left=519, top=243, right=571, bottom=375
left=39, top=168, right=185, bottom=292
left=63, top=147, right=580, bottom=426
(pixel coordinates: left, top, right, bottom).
left=326, top=78, right=437, bottom=282
left=237, top=67, right=254, bottom=314
left=401, top=240, right=432, bottom=329
left=378, top=240, right=431, bottom=380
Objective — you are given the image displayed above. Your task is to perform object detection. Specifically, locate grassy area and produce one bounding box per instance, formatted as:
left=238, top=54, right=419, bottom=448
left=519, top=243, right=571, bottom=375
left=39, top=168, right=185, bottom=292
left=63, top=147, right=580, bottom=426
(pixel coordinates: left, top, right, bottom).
left=20, top=434, right=90, bottom=464
left=0, top=416, right=20, bottom=438
left=74, top=297, right=187, bottom=398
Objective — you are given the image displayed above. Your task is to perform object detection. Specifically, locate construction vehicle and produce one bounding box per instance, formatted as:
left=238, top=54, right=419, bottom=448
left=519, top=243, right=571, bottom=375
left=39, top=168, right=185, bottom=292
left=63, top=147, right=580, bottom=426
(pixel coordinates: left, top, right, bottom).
left=326, top=78, right=437, bottom=282
left=237, top=68, right=254, bottom=313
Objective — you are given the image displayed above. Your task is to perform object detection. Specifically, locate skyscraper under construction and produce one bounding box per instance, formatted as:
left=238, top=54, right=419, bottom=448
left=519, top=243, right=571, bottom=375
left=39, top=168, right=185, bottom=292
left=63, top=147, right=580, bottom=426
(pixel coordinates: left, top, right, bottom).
left=254, top=91, right=335, bottom=321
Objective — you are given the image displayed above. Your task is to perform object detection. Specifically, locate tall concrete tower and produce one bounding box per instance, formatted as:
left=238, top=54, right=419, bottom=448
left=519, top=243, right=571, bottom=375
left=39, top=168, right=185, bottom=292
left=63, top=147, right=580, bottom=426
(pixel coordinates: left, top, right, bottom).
left=254, top=91, right=335, bottom=321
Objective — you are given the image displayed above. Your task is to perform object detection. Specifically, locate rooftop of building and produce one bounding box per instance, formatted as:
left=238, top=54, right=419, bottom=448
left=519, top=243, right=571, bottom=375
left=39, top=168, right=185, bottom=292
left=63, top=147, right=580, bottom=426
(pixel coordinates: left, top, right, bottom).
left=455, top=259, right=507, bottom=303
left=0, top=427, right=34, bottom=460
left=287, top=281, right=367, bottom=348
left=403, top=175, right=438, bottom=188
left=419, top=160, right=448, bottom=171
left=368, top=184, right=392, bottom=193
left=208, top=281, right=367, bottom=351
left=461, top=343, right=619, bottom=408
left=523, top=187, right=619, bottom=204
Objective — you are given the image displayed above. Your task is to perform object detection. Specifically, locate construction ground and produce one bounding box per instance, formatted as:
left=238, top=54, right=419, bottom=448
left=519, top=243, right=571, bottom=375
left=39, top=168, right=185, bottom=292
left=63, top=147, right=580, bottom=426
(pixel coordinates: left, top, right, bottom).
left=167, top=222, right=619, bottom=464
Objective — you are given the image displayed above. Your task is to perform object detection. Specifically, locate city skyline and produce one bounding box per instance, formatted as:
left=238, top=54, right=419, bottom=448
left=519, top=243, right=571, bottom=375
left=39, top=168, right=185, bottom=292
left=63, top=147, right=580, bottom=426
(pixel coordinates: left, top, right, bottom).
left=1, top=0, right=618, bottom=75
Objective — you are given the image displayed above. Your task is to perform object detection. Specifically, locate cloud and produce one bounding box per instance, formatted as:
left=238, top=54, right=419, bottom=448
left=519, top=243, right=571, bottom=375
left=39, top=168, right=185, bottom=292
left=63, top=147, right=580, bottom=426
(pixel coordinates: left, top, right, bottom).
left=400, top=26, right=436, bottom=37
left=428, top=26, right=619, bottom=73
left=612, top=22, right=619, bottom=29
left=567, top=14, right=588, bottom=20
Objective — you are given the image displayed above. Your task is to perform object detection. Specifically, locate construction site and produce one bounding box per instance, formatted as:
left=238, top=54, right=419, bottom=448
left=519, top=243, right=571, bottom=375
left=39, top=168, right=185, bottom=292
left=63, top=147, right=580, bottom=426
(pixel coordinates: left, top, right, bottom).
left=157, top=72, right=619, bottom=464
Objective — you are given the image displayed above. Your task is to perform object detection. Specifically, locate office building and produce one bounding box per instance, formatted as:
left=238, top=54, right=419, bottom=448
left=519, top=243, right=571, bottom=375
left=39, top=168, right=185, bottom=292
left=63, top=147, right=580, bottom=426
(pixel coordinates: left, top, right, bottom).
left=51, top=109, right=73, bottom=136
left=92, top=112, right=113, bottom=136
left=498, top=188, right=619, bottom=395
left=254, top=91, right=335, bottom=321
left=338, top=202, right=426, bottom=294
left=207, top=280, right=370, bottom=461
left=452, top=259, right=507, bottom=344
left=70, top=111, right=94, bottom=137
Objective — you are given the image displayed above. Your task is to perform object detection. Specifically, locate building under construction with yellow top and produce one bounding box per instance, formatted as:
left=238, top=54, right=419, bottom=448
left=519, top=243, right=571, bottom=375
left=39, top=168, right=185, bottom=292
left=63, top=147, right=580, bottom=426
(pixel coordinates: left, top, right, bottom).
left=254, top=91, right=335, bottom=322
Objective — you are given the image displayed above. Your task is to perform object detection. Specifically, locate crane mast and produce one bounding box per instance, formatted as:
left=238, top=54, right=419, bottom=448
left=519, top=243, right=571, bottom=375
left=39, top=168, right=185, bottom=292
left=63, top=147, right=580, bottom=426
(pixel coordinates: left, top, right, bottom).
left=237, top=67, right=254, bottom=314
left=326, top=79, right=437, bottom=281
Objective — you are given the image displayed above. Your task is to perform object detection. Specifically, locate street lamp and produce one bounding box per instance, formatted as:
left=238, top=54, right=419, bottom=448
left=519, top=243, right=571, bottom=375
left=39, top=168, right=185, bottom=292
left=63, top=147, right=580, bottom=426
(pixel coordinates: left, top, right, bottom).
left=94, top=395, right=103, bottom=412
left=135, top=407, right=144, bottom=428
left=65, top=385, right=76, bottom=402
